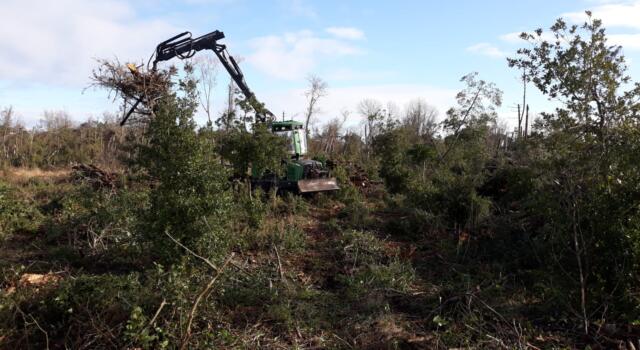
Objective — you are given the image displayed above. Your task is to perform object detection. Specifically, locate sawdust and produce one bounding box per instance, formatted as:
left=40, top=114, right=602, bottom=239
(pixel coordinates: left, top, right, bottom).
left=5, top=273, right=63, bottom=295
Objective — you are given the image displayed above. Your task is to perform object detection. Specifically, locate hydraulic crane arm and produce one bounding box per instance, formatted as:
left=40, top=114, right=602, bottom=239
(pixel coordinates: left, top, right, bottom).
left=152, top=30, right=273, bottom=123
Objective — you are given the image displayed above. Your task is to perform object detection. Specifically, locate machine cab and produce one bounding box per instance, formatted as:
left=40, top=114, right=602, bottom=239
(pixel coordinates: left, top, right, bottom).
left=271, top=120, right=307, bottom=157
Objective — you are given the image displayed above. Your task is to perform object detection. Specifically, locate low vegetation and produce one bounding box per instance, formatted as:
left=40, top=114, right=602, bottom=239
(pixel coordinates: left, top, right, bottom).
left=2, top=13, right=640, bottom=349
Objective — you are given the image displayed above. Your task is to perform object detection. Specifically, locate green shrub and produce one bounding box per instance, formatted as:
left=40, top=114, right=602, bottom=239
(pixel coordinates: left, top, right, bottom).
left=217, top=122, right=288, bottom=179
left=217, top=266, right=279, bottom=308
left=237, top=186, right=269, bottom=229
left=340, top=230, right=388, bottom=265
left=340, top=259, right=415, bottom=300
left=0, top=181, right=43, bottom=238
left=338, top=201, right=371, bottom=229
left=44, top=184, right=145, bottom=256
left=124, top=306, right=170, bottom=349
left=276, top=191, right=309, bottom=216
left=272, top=225, right=306, bottom=253
left=331, top=164, right=362, bottom=206
left=0, top=273, right=151, bottom=349
left=135, top=74, right=233, bottom=266
left=336, top=231, right=415, bottom=311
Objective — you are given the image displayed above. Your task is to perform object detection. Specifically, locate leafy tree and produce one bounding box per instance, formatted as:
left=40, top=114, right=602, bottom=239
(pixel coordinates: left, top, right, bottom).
left=136, top=66, right=232, bottom=265
left=440, top=72, right=503, bottom=162
left=217, top=123, right=287, bottom=179
left=508, top=12, right=640, bottom=333
left=509, top=12, right=640, bottom=161
left=371, top=123, right=413, bottom=194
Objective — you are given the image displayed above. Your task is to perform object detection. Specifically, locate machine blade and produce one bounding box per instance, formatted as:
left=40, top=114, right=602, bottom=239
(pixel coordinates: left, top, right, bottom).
left=297, top=178, right=340, bottom=193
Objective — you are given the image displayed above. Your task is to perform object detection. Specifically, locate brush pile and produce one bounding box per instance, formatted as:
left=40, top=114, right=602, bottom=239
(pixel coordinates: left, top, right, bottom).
left=342, top=162, right=382, bottom=192
left=71, top=163, right=117, bottom=191
left=91, top=59, right=176, bottom=123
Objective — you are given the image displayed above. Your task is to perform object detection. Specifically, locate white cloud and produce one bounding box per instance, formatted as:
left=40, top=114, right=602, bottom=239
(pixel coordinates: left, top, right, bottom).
left=466, top=43, right=507, bottom=58
left=247, top=30, right=363, bottom=80
left=0, top=0, right=179, bottom=87
left=609, top=33, right=640, bottom=50
left=562, top=1, right=640, bottom=50
left=563, top=1, right=640, bottom=29
left=499, top=32, right=525, bottom=44
left=325, top=27, right=365, bottom=40
left=498, top=1, right=640, bottom=51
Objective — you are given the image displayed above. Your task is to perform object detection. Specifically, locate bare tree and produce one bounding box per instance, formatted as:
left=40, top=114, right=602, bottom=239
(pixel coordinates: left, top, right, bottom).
left=403, top=98, right=438, bottom=139
left=217, top=79, right=236, bottom=130
left=386, top=101, right=400, bottom=120
left=1, top=106, right=15, bottom=163
left=316, top=110, right=347, bottom=155
left=217, top=57, right=245, bottom=130
left=357, top=98, right=383, bottom=145
left=192, top=56, right=219, bottom=124
left=1, top=106, right=14, bottom=129
left=41, top=110, right=74, bottom=131
left=303, top=75, right=328, bottom=139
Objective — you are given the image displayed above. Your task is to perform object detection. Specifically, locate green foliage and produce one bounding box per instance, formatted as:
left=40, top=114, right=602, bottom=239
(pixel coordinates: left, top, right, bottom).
left=45, top=184, right=145, bottom=255
left=217, top=265, right=279, bottom=308
left=337, top=230, right=415, bottom=306
left=217, top=123, right=288, bottom=178
left=0, top=181, right=43, bottom=238
left=6, top=12, right=640, bottom=349
left=341, top=260, right=415, bottom=299
left=330, top=164, right=361, bottom=205
left=372, top=127, right=414, bottom=194
left=441, top=72, right=502, bottom=135
left=338, top=200, right=371, bottom=229
left=235, top=185, right=269, bottom=229
left=509, top=12, right=640, bottom=143
left=135, top=71, right=232, bottom=265
left=504, top=12, right=640, bottom=327
left=272, top=225, right=306, bottom=253
left=384, top=202, right=438, bottom=239
left=276, top=191, right=309, bottom=215
left=0, top=273, right=150, bottom=349
left=340, top=230, right=388, bottom=265
left=124, top=306, right=169, bottom=349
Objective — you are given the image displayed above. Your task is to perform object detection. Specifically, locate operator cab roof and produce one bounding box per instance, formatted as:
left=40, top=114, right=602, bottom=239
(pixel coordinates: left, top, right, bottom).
left=271, top=120, right=303, bottom=131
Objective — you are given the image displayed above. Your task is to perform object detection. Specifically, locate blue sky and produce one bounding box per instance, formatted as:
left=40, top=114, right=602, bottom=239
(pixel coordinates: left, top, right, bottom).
left=2, top=0, right=640, bottom=130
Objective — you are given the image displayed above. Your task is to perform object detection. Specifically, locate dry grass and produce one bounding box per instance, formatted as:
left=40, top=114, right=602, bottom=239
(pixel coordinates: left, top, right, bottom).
left=1, top=167, right=69, bottom=184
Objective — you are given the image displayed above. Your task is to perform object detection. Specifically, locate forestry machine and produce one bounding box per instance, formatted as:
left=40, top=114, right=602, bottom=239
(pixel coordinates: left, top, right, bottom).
left=142, top=29, right=339, bottom=193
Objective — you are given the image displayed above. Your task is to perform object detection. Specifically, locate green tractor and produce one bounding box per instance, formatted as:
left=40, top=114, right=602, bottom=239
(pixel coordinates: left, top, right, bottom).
left=252, top=120, right=339, bottom=193
left=133, top=29, right=338, bottom=193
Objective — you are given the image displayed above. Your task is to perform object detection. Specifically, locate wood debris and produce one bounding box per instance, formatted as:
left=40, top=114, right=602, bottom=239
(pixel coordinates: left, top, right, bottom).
left=91, top=59, right=176, bottom=124
left=71, top=163, right=117, bottom=190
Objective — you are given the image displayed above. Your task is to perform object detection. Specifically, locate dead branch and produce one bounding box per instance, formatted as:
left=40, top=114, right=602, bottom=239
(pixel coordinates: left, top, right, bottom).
left=180, top=254, right=234, bottom=350
left=90, top=59, right=176, bottom=125
left=273, top=244, right=285, bottom=281
left=71, top=163, right=117, bottom=191
left=148, top=299, right=167, bottom=328
left=14, top=302, right=49, bottom=350
left=164, top=230, right=219, bottom=272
